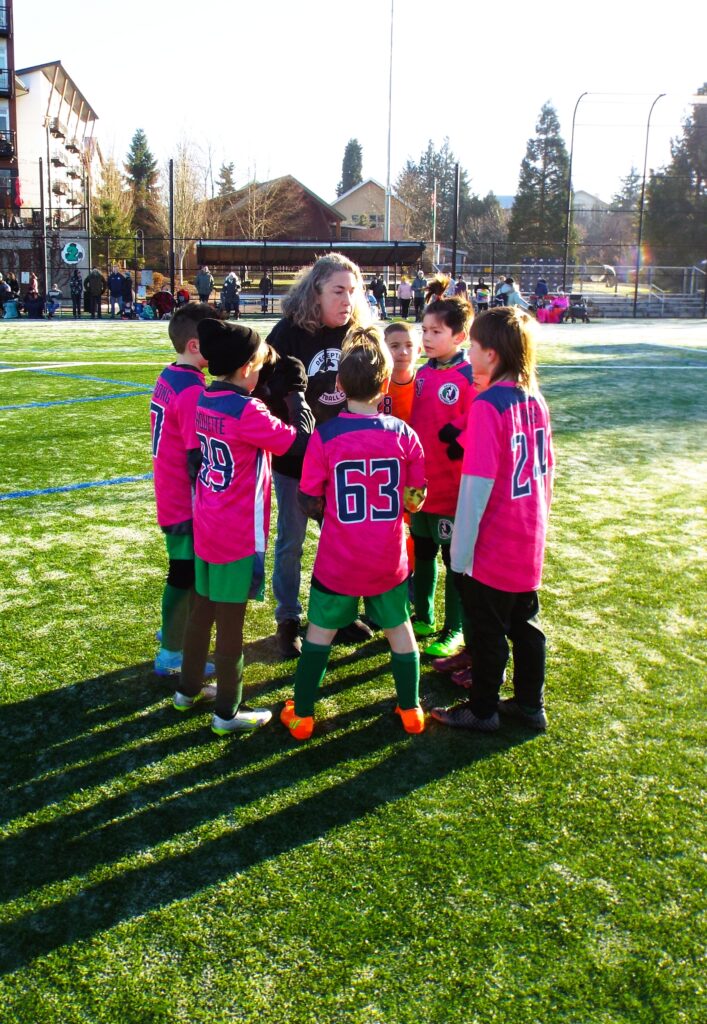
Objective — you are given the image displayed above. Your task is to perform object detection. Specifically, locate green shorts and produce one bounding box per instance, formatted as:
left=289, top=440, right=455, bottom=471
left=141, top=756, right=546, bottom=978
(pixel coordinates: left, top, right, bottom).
left=307, top=578, right=410, bottom=631
left=410, top=511, right=455, bottom=545
left=162, top=529, right=194, bottom=560
left=195, top=552, right=265, bottom=603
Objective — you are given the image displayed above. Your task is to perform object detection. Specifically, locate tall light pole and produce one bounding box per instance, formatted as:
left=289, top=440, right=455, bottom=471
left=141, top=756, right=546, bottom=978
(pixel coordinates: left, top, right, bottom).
left=632, top=93, right=666, bottom=318
left=384, top=0, right=394, bottom=243
left=562, top=91, right=588, bottom=293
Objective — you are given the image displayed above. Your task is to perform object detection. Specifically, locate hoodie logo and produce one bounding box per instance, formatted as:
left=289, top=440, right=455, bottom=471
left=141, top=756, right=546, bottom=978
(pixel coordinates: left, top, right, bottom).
left=308, top=350, right=341, bottom=376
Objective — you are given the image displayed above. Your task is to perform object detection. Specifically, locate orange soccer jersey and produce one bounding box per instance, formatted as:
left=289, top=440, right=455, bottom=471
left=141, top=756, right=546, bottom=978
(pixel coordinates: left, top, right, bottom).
left=378, top=373, right=416, bottom=425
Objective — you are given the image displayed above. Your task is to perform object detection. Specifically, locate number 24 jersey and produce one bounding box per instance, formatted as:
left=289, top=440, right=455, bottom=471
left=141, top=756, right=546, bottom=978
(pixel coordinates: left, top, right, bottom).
left=300, top=412, right=426, bottom=596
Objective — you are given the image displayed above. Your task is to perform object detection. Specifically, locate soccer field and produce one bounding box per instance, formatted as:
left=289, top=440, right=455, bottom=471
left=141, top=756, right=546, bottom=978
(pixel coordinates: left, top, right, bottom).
left=0, top=318, right=705, bottom=1023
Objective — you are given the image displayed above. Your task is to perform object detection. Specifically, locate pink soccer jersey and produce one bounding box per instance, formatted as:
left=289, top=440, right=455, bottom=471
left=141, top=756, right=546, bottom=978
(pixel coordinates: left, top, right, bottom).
left=150, top=363, right=206, bottom=527
left=410, top=352, right=475, bottom=515
left=193, top=384, right=297, bottom=564
left=300, top=412, right=426, bottom=596
left=461, top=381, right=554, bottom=592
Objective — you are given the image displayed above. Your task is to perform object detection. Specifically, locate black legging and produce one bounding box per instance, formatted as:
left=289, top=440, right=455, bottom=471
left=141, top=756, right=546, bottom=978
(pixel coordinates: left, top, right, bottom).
left=180, top=593, right=247, bottom=719
left=71, top=295, right=81, bottom=317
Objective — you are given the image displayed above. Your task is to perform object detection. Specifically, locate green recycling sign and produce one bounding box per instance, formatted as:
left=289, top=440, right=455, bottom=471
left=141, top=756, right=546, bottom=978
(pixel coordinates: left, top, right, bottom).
left=61, top=242, right=85, bottom=265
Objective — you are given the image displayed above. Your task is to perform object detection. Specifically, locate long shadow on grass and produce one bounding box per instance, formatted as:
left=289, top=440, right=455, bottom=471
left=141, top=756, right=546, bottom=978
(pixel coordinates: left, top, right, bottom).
left=0, top=663, right=536, bottom=975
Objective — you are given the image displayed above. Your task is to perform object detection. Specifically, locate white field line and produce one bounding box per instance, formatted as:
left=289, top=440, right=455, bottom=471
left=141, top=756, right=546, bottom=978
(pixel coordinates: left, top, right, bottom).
left=0, top=361, right=166, bottom=372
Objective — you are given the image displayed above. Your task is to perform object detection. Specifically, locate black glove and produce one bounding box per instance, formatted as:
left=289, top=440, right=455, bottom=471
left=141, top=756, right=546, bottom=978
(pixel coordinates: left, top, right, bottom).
left=446, top=438, right=464, bottom=461
left=438, top=422, right=464, bottom=460
left=276, top=355, right=308, bottom=394
left=438, top=423, right=461, bottom=445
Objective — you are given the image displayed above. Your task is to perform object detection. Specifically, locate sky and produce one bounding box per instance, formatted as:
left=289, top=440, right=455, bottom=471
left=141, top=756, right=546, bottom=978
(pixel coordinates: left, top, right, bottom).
left=13, top=0, right=707, bottom=204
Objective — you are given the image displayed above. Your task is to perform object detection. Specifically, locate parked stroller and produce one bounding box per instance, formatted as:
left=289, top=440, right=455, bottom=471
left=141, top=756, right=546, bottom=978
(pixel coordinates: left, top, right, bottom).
left=566, top=294, right=590, bottom=323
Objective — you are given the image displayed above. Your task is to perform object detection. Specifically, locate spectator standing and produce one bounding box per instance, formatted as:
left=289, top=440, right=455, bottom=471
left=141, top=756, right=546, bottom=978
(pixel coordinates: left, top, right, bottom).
left=371, top=274, right=388, bottom=319
left=0, top=273, right=11, bottom=310
left=107, top=267, right=125, bottom=317
left=7, top=272, right=19, bottom=297
left=85, top=268, right=106, bottom=319
left=412, top=270, right=427, bottom=322
left=259, top=272, right=273, bottom=313
left=535, top=278, right=549, bottom=302
left=69, top=268, right=83, bottom=318
left=221, top=271, right=241, bottom=319
left=195, top=265, right=214, bottom=304
left=454, top=275, right=468, bottom=298
left=122, top=273, right=135, bottom=317
left=397, top=276, right=413, bottom=319
left=473, top=278, right=491, bottom=311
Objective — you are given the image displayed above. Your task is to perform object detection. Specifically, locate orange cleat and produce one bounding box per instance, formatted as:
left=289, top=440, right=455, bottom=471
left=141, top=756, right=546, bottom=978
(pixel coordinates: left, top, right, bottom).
left=280, top=699, right=314, bottom=741
left=395, top=705, right=426, bottom=734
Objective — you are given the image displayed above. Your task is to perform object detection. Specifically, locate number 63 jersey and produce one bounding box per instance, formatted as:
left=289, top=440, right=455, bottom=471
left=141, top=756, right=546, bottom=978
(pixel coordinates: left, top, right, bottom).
left=300, top=412, right=426, bottom=597
left=461, top=381, right=554, bottom=593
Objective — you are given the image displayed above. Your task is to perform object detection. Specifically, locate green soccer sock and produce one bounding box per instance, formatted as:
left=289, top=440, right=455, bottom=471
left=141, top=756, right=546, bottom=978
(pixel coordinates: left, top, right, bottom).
left=391, top=650, right=420, bottom=710
left=413, top=558, right=438, bottom=626
left=293, top=640, right=332, bottom=717
left=214, top=652, right=244, bottom=721
left=443, top=566, right=463, bottom=634
left=161, top=583, right=191, bottom=652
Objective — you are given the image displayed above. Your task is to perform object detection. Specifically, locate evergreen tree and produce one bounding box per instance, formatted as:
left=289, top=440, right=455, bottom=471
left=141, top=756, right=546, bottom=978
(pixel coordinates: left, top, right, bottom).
left=124, top=129, right=164, bottom=257
left=216, top=161, right=237, bottom=197
left=91, top=156, right=133, bottom=260
left=611, top=167, right=642, bottom=211
left=395, top=138, right=474, bottom=246
left=645, top=85, right=707, bottom=266
left=508, top=103, right=573, bottom=257
left=336, top=139, right=363, bottom=197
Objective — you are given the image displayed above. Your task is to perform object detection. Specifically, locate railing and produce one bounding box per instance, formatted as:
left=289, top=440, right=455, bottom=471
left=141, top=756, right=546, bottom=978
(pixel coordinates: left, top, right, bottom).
left=49, top=117, right=67, bottom=139
left=66, top=137, right=81, bottom=154
left=0, top=207, right=87, bottom=230
left=51, top=150, right=67, bottom=168
left=0, top=128, right=15, bottom=158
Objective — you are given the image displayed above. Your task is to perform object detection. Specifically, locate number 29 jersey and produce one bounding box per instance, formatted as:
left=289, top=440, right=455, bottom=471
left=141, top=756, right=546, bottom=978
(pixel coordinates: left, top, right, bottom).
left=300, top=412, right=426, bottom=597
left=193, top=383, right=297, bottom=565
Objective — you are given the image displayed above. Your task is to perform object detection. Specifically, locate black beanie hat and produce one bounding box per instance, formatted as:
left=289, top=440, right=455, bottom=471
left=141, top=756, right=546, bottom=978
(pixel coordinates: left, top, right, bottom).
left=197, top=319, right=262, bottom=377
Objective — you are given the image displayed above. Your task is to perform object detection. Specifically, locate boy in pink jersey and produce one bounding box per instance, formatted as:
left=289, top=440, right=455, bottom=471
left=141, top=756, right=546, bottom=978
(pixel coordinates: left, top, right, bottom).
left=150, top=302, right=217, bottom=677
left=410, top=296, right=475, bottom=660
left=280, top=328, right=427, bottom=741
left=173, top=319, right=314, bottom=735
left=431, top=307, right=554, bottom=733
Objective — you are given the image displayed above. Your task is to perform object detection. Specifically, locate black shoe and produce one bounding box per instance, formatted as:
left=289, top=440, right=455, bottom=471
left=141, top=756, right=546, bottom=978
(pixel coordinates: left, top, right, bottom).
left=276, top=619, right=302, bottom=659
left=335, top=618, right=375, bottom=645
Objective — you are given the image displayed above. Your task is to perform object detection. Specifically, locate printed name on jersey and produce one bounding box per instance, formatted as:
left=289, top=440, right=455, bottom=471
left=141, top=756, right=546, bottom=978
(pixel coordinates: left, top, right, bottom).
left=308, top=349, right=341, bottom=376
left=438, top=518, right=454, bottom=540
left=438, top=382, right=460, bottom=406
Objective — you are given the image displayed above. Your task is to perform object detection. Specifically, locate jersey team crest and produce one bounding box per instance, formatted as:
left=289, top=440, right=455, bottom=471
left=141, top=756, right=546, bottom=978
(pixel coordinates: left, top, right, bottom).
left=438, top=382, right=460, bottom=405
left=438, top=518, right=454, bottom=541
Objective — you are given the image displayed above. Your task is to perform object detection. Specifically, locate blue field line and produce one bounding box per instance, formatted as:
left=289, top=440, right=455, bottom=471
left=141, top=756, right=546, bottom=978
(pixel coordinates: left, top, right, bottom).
left=0, top=390, right=151, bottom=411
left=0, top=472, right=153, bottom=502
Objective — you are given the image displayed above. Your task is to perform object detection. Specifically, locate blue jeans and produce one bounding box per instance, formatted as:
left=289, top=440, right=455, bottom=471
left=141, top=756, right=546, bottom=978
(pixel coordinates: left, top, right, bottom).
left=378, top=296, right=387, bottom=318
left=273, top=472, right=309, bottom=624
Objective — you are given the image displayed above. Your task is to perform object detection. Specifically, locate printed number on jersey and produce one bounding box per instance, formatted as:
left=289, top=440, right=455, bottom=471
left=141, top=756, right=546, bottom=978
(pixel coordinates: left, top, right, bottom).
left=150, top=401, right=165, bottom=457
left=511, top=429, right=548, bottom=499
left=197, top=432, right=235, bottom=493
left=335, top=458, right=400, bottom=523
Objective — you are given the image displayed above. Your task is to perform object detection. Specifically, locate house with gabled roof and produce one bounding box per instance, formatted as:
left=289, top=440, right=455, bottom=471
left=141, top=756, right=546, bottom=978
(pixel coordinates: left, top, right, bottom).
left=209, top=174, right=345, bottom=241
left=332, top=178, right=409, bottom=241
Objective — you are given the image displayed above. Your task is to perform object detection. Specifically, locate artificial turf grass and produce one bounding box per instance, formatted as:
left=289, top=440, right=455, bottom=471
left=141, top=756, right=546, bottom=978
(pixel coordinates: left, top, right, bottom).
left=0, top=321, right=705, bottom=1022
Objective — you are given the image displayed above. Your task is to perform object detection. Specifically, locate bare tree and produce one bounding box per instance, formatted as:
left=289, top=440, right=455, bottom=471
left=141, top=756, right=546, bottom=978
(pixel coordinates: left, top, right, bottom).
left=164, top=140, right=207, bottom=283
left=216, top=171, right=294, bottom=239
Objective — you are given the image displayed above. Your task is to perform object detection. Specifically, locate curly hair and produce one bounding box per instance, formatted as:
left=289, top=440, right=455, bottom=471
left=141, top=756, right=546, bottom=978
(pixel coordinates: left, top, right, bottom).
left=281, top=253, right=370, bottom=335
